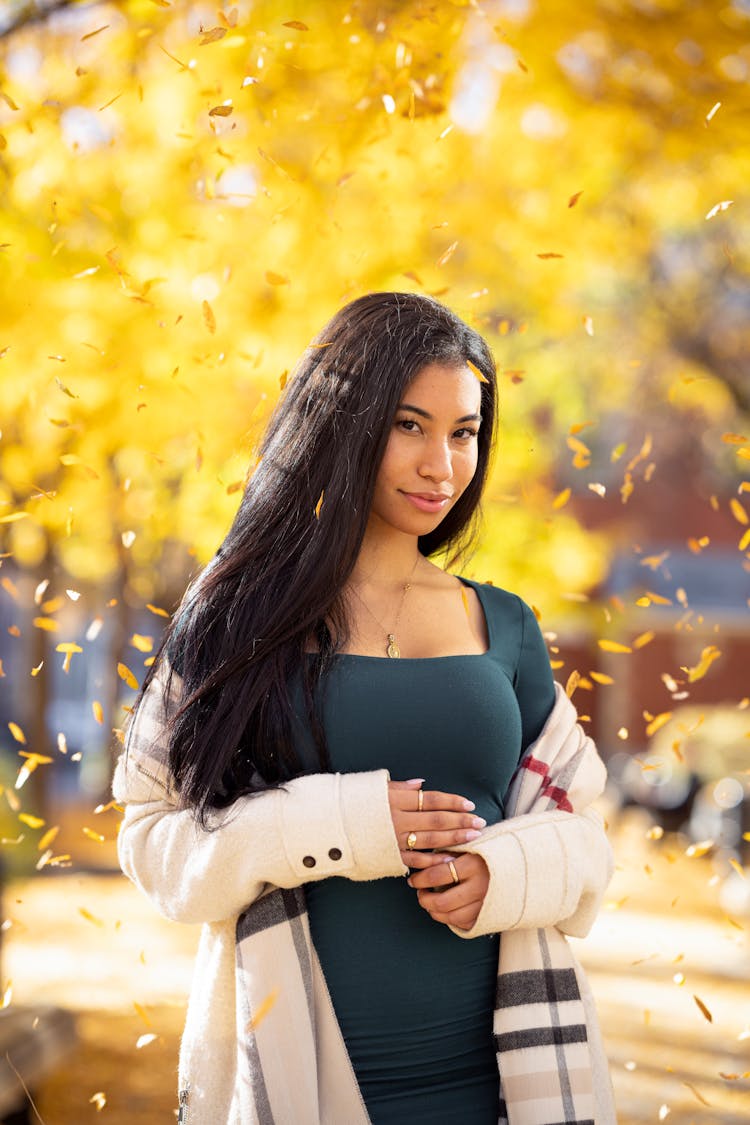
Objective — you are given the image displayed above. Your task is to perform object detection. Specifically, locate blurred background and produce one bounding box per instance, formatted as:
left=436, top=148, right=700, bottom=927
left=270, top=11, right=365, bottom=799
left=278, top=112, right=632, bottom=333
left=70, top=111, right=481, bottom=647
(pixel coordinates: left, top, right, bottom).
left=0, top=0, right=748, bottom=1120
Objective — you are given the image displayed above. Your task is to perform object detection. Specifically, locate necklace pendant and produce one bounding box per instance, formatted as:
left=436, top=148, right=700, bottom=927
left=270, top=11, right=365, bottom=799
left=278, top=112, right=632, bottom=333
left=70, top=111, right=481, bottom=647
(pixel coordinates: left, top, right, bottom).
left=386, top=634, right=400, bottom=659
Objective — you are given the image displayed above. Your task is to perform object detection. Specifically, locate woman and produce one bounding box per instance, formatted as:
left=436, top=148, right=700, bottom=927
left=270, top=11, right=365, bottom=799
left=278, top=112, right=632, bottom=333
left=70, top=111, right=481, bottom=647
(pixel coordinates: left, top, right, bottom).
left=114, top=292, right=616, bottom=1124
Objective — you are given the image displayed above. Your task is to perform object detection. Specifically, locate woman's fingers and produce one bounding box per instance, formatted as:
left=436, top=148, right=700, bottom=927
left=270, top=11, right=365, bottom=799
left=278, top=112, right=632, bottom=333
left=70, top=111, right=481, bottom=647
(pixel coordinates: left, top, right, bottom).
left=400, top=825, right=483, bottom=851
left=400, top=851, right=455, bottom=871
left=407, top=856, right=462, bottom=888
left=388, top=782, right=475, bottom=813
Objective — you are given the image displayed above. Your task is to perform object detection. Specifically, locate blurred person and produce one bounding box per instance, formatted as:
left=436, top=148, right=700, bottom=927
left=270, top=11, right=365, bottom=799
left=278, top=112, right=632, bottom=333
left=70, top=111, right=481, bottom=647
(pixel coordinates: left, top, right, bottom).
left=113, top=292, right=616, bottom=1124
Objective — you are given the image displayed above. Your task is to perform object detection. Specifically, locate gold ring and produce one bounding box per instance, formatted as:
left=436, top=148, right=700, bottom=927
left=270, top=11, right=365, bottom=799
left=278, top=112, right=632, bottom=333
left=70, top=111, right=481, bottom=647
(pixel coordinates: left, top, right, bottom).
left=448, top=860, right=460, bottom=885
left=406, top=832, right=418, bottom=850
left=417, top=790, right=423, bottom=812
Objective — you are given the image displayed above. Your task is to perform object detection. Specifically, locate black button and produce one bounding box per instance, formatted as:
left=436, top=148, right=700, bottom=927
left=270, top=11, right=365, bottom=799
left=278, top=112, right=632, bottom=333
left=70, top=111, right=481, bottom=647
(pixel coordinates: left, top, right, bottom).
left=328, top=848, right=342, bottom=861
left=302, top=855, right=316, bottom=868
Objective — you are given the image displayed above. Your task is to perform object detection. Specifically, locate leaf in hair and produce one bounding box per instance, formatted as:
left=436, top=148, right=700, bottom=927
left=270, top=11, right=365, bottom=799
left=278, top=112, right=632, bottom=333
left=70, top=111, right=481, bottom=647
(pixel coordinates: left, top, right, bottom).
left=314, top=490, right=325, bottom=519
left=466, top=359, right=488, bottom=384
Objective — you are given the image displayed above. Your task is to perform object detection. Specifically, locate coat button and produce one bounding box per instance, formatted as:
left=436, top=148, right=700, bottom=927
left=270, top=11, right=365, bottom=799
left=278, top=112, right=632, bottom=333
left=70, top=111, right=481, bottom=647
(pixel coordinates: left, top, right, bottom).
left=302, top=855, right=316, bottom=868
left=328, top=848, right=342, bottom=861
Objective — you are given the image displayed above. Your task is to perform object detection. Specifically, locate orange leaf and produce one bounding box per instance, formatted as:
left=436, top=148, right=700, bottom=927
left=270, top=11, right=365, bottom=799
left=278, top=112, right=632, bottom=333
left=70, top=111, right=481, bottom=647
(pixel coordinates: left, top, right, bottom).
left=8, top=722, right=25, bottom=744
left=92, top=701, right=104, bottom=724
left=598, top=639, right=632, bottom=654
left=465, top=359, right=488, bottom=384
left=117, top=663, right=139, bottom=690
left=247, top=987, right=279, bottom=1029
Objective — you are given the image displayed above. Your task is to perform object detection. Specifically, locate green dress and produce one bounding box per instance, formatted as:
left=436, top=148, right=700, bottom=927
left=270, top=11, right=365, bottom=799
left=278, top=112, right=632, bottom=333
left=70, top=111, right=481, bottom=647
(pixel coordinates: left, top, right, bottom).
left=291, top=578, right=556, bottom=1124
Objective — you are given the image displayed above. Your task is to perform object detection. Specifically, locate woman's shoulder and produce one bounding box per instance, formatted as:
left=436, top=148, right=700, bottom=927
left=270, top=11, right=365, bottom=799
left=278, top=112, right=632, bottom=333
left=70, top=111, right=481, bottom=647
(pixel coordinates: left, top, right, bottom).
left=459, top=576, right=531, bottom=617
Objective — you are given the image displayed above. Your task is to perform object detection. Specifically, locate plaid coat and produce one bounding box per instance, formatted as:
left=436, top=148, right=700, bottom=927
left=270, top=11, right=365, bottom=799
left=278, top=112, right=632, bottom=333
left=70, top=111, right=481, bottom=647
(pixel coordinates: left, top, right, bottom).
left=114, top=666, right=616, bottom=1125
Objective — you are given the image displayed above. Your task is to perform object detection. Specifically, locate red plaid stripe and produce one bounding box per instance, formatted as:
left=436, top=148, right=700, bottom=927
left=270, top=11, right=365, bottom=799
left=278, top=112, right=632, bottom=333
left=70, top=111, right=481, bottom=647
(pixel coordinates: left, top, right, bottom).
left=521, top=755, right=574, bottom=813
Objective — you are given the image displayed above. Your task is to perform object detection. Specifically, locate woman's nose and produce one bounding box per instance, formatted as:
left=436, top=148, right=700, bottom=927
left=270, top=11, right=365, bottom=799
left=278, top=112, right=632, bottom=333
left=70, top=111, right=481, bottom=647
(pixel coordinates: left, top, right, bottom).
left=419, top=439, right=453, bottom=481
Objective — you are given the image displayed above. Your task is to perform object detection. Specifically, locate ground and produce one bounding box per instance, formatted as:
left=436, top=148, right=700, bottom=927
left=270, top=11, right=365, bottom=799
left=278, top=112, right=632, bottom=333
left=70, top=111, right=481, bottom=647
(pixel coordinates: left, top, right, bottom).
left=2, top=810, right=749, bottom=1123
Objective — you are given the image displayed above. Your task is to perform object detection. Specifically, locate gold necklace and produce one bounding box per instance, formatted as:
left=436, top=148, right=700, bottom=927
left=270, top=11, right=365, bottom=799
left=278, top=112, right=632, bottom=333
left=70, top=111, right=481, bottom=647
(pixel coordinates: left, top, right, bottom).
left=348, top=556, right=421, bottom=658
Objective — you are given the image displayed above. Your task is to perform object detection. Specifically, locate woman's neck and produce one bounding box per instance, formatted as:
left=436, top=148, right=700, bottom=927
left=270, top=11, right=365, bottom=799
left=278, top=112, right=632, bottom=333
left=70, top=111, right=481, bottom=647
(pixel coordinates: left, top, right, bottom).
left=350, top=525, right=423, bottom=590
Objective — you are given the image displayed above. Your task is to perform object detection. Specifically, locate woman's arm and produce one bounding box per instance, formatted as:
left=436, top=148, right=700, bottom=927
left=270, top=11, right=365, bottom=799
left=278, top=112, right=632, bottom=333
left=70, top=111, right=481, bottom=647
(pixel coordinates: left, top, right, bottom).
left=410, top=667, right=615, bottom=938
left=113, top=661, right=408, bottom=925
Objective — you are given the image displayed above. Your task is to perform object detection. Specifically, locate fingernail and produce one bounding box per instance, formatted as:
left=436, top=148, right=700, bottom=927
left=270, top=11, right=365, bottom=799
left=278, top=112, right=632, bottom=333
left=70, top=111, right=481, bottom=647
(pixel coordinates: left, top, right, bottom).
left=462, top=800, right=476, bottom=811
left=472, top=817, right=486, bottom=828
left=464, top=829, right=482, bottom=841
left=406, top=778, right=426, bottom=786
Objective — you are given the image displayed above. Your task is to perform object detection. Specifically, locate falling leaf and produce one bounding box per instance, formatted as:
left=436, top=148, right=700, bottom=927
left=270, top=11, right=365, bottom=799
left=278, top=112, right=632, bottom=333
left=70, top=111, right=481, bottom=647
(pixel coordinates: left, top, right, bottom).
left=54, top=376, right=78, bottom=398
left=740, top=529, right=750, bottom=552
left=588, top=482, right=606, bottom=497
left=81, top=24, right=109, bottom=40
left=18, top=814, right=45, bottom=829
left=682, top=1081, right=711, bottom=1107
left=568, top=191, right=583, bottom=208
left=121, top=530, right=136, bottom=548
left=38, top=826, right=59, bottom=851
left=583, top=316, right=594, bottom=336
left=598, top=639, right=632, bottom=654
left=565, top=670, right=581, bottom=697
left=8, top=722, right=25, bottom=744
left=705, top=101, right=721, bottom=124
left=730, top=498, right=748, bottom=525
left=722, top=432, right=747, bottom=444
left=632, top=631, right=654, bottom=649
left=208, top=104, right=233, bottom=117
left=645, top=711, right=672, bottom=736
left=136, top=1032, right=159, bottom=1048
left=199, top=26, right=227, bottom=44
left=552, top=488, right=571, bottom=510
left=1, top=981, right=12, bottom=1009
left=729, top=857, right=745, bottom=879
left=646, top=825, right=664, bottom=840
left=265, top=270, right=289, bottom=285
left=681, top=645, right=721, bottom=683
left=247, top=987, right=279, bottom=1029
left=537, top=252, right=563, bottom=259
left=83, top=827, right=105, bottom=843
left=705, top=200, right=733, bottom=220
left=0, top=513, right=28, bottom=525
left=685, top=839, right=714, bottom=858
left=89, top=1092, right=107, bottom=1111
left=146, top=603, right=169, bottom=618
left=130, top=634, right=153, bottom=653
left=567, top=436, right=591, bottom=469
left=56, top=642, right=83, bottom=673
left=32, top=616, right=60, bottom=632
left=93, top=701, right=104, bottom=724
left=282, top=19, right=308, bottom=29
left=117, top=663, right=139, bottom=690
left=465, top=359, right=488, bottom=384
left=314, top=490, right=324, bottom=519
left=202, top=300, right=216, bottom=333
left=658, top=1106, right=670, bottom=1121
left=79, top=907, right=105, bottom=927
left=436, top=241, right=458, bottom=267
left=134, top=1002, right=152, bottom=1026
left=589, top=672, right=614, bottom=685
left=693, top=995, right=713, bottom=1022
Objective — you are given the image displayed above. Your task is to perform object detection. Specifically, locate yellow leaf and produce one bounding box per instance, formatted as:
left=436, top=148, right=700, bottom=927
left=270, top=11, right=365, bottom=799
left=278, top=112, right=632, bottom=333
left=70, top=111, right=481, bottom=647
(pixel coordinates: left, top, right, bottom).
left=682, top=645, right=721, bottom=683
left=730, top=498, right=748, bottom=525
left=589, top=671, right=614, bottom=685
left=460, top=586, right=470, bottom=618
left=565, top=670, right=581, bottom=698
left=552, top=488, right=571, bottom=510
left=686, top=839, right=714, bottom=858
left=208, top=104, right=233, bottom=117
left=117, top=663, right=139, bottom=690
left=38, top=825, right=60, bottom=850
left=32, top=616, right=60, bottom=632
left=314, top=491, right=324, bottom=520
left=436, top=240, right=458, bottom=267
left=79, top=907, right=105, bottom=927
left=265, top=270, right=289, bottom=286
left=282, top=19, right=309, bottom=29
left=633, top=631, right=655, bottom=649
left=722, top=433, right=748, bottom=444
left=737, top=448, right=750, bottom=461
left=0, top=512, right=28, bottom=524
left=597, top=639, right=632, bottom=654
left=739, top=528, right=750, bottom=552
left=92, top=701, right=104, bottom=724
left=199, top=26, right=227, bottom=44
left=465, top=359, right=488, bottom=384
left=18, top=813, right=45, bottom=829
left=134, top=1002, right=152, bottom=1026
left=130, top=634, right=153, bottom=653
left=8, top=720, right=27, bottom=744
left=83, top=827, right=105, bottom=843
left=645, top=712, right=672, bottom=736
left=202, top=300, right=216, bottom=333
left=537, top=252, right=564, bottom=259
left=146, top=604, right=169, bottom=618
left=729, top=857, right=745, bottom=879
left=247, top=987, right=279, bottom=1030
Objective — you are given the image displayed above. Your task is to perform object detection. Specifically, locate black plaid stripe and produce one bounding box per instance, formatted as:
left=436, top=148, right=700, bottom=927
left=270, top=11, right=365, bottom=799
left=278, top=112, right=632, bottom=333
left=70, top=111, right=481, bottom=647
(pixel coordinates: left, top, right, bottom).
left=496, top=967, right=581, bottom=1009
left=236, top=887, right=306, bottom=942
left=494, top=1022, right=588, bottom=1053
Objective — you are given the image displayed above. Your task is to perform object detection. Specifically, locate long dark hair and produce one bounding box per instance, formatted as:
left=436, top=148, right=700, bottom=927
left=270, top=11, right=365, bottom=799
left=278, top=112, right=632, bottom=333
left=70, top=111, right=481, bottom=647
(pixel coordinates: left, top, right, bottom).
left=136, top=291, right=498, bottom=822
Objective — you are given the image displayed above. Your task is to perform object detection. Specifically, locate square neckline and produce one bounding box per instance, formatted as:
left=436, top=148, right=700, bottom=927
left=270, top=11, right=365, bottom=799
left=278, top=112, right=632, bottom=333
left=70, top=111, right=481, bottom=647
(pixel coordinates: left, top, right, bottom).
left=305, top=577, right=495, bottom=662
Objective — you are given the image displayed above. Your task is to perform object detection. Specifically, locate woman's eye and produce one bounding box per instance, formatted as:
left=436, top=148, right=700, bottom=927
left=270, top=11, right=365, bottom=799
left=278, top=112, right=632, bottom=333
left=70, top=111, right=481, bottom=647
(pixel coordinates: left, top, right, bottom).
left=455, top=427, right=479, bottom=440
left=397, top=418, right=420, bottom=432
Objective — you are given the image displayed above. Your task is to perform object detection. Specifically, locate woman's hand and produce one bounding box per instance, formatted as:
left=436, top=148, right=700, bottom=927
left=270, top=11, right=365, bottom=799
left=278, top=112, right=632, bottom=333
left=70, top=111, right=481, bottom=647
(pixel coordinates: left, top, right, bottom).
left=407, top=852, right=490, bottom=931
left=387, top=780, right=485, bottom=871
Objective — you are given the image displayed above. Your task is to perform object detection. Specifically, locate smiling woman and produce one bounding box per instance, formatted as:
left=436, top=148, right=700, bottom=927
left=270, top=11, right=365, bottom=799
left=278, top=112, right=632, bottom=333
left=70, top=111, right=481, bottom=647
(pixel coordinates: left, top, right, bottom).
left=112, top=291, right=616, bottom=1125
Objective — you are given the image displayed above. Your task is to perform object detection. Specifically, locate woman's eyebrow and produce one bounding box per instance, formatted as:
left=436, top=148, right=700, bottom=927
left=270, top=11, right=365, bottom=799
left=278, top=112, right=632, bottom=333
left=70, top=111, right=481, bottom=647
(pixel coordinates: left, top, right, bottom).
left=398, top=402, right=482, bottom=423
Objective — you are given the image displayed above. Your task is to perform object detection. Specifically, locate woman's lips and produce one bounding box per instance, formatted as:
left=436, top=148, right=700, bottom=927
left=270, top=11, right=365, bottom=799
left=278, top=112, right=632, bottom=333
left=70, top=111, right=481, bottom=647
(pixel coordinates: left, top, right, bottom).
left=401, top=492, right=451, bottom=513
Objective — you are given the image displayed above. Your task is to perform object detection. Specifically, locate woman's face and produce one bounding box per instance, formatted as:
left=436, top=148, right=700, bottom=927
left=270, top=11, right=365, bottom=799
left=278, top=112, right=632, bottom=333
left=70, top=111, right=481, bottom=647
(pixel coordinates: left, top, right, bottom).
left=367, top=361, right=483, bottom=539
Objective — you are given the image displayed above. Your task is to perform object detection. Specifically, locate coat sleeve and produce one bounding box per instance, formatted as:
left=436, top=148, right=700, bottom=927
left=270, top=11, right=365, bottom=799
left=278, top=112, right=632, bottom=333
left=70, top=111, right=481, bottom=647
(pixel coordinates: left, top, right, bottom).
left=445, top=682, right=614, bottom=940
left=112, top=661, right=408, bottom=925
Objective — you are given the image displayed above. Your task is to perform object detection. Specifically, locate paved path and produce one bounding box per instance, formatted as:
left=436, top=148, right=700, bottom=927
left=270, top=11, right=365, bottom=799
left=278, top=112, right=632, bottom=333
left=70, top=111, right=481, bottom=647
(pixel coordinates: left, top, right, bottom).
left=3, top=812, right=749, bottom=1122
